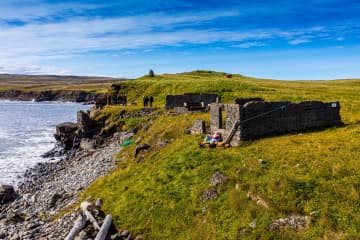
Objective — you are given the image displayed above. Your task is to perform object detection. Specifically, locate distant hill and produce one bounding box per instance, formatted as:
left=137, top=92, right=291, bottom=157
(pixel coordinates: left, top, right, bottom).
left=0, top=73, right=126, bottom=93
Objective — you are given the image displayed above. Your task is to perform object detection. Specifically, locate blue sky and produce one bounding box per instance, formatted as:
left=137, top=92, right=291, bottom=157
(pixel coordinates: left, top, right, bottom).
left=0, top=0, right=359, bottom=79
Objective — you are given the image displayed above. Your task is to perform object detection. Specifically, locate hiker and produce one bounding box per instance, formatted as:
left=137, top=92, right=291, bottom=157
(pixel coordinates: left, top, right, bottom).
left=149, top=96, right=154, bottom=108
left=143, top=96, right=149, bottom=108
left=122, top=95, right=127, bottom=106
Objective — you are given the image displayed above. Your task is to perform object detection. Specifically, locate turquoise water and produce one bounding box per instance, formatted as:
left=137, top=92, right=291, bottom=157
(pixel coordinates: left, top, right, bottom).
left=0, top=101, right=91, bottom=185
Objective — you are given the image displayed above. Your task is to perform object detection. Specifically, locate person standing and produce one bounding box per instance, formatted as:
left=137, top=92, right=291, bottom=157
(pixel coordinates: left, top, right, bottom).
left=123, top=95, right=127, bottom=106
left=143, top=96, right=149, bottom=108
left=149, top=96, right=154, bottom=108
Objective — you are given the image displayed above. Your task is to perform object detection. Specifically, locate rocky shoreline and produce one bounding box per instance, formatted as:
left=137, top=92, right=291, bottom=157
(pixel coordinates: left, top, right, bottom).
left=0, top=89, right=101, bottom=103
left=0, top=131, right=132, bottom=239
left=0, top=102, right=140, bottom=239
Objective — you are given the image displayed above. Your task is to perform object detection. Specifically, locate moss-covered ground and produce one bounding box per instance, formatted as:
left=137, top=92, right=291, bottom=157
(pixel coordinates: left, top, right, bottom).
left=83, top=71, right=360, bottom=239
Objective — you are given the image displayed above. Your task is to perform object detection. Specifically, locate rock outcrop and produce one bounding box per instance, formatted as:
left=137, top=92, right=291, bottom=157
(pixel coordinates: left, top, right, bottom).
left=55, top=122, right=79, bottom=150
left=209, top=172, right=228, bottom=186
left=0, top=185, right=18, bottom=204
left=76, top=110, right=99, bottom=138
left=44, top=110, right=101, bottom=158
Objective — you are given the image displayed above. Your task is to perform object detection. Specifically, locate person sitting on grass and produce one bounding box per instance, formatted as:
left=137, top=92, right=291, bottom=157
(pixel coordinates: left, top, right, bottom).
left=204, top=131, right=222, bottom=143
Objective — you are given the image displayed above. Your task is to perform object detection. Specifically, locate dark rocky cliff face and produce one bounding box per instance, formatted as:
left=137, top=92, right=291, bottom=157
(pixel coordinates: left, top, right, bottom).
left=0, top=89, right=100, bottom=102
left=43, top=110, right=102, bottom=158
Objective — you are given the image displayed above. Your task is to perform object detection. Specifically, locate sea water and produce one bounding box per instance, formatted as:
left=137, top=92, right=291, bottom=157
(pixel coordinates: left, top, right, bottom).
left=0, top=101, right=91, bottom=185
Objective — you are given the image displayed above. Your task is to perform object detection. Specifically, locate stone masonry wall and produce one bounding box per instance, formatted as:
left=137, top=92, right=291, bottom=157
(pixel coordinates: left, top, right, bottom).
left=210, top=100, right=342, bottom=145
left=240, top=101, right=342, bottom=140
left=225, top=104, right=242, bottom=129
left=166, top=93, right=218, bottom=109
left=235, top=97, right=264, bottom=105
left=225, top=104, right=242, bottom=146
left=210, top=104, right=223, bottom=133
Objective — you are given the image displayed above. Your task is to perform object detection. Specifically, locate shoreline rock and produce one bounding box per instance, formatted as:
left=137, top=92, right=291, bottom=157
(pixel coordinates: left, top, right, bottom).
left=43, top=110, right=102, bottom=158
left=0, top=133, right=124, bottom=239
left=0, top=185, right=18, bottom=205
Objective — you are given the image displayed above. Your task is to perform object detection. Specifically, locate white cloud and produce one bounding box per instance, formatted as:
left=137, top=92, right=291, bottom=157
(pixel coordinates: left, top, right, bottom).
left=0, top=63, right=72, bottom=75
left=0, top=5, right=354, bottom=75
left=289, top=38, right=311, bottom=45
left=0, top=10, right=249, bottom=61
left=233, top=42, right=268, bottom=48
left=0, top=1, right=102, bottom=22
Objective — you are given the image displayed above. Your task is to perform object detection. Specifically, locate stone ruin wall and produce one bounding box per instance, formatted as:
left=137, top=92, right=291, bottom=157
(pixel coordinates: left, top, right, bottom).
left=225, top=104, right=242, bottom=146
left=240, top=101, right=342, bottom=140
left=234, top=97, right=264, bottom=105
left=166, top=93, right=218, bottom=110
left=211, top=100, right=342, bottom=145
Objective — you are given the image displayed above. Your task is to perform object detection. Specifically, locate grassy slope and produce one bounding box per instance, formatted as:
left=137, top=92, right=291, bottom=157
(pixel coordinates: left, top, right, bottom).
left=84, top=71, right=360, bottom=239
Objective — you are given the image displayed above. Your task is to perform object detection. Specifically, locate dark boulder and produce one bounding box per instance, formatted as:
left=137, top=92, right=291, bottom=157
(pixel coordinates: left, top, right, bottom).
left=0, top=184, right=18, bottom=204
left=76, top=110, right=98, bottom=138
left=55, top=122, right=79, bottom=150
left=44, top=111, right=100, bottom=158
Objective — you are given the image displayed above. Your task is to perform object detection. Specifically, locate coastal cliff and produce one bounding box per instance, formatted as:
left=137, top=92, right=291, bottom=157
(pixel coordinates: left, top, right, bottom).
left=0, top=73, right=123, bottom=102
left=0, top=89, right=100, bottom=102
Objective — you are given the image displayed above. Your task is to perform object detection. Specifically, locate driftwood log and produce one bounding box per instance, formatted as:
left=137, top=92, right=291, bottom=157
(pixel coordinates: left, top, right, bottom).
left=80, top=201, right=101, bottom=230
left=64, top=214, right=87, bottom=240
left=65, top=199, right=114, bottom=240
left=94, top=214, right=113, bottom=240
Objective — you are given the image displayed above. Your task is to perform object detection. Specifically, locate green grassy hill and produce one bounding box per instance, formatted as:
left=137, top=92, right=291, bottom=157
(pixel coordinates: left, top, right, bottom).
left=84, top=71, right=360, bottom=239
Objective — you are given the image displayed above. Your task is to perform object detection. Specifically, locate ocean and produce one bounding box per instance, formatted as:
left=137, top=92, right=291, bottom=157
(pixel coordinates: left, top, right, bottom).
left=0, top=100, right=91, bottom=185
